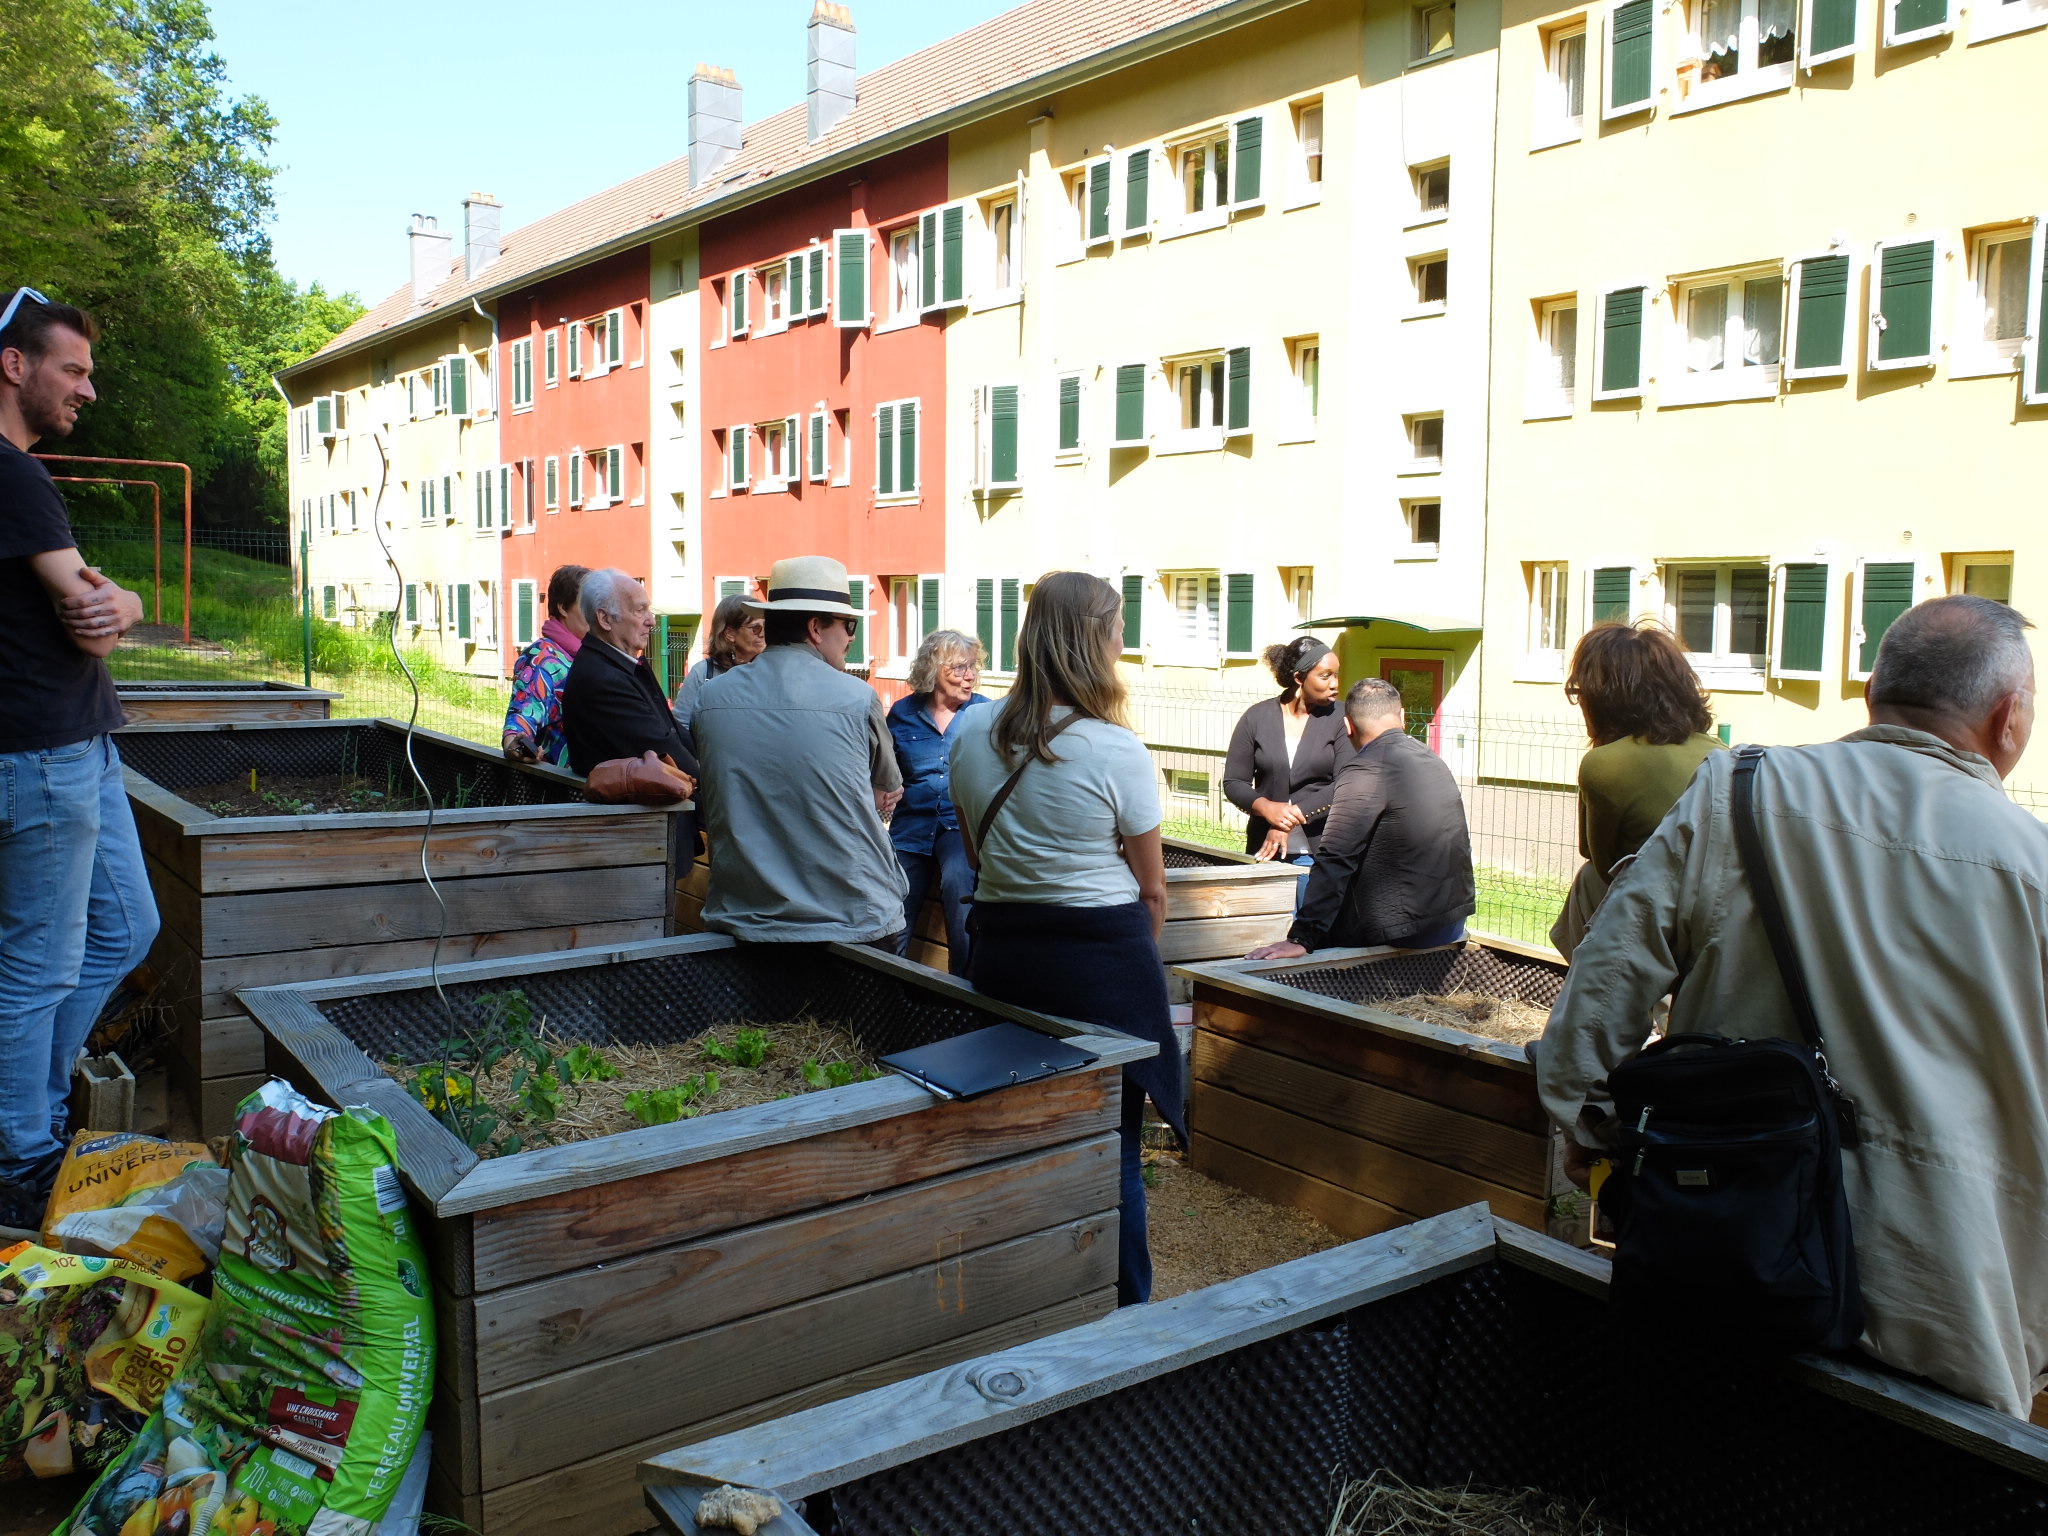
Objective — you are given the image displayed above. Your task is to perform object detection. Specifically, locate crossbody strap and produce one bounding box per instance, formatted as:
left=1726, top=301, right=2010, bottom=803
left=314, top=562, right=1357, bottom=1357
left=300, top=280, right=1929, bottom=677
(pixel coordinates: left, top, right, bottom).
left=974, top=711, right=1084, bottom=856
left=1731, top=745, right=1859, bottom=1140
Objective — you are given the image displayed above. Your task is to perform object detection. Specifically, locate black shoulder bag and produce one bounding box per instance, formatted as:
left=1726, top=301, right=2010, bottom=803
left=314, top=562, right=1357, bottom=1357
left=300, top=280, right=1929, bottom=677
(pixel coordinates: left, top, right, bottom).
left=1601, top=745, right=1865, bottom=1353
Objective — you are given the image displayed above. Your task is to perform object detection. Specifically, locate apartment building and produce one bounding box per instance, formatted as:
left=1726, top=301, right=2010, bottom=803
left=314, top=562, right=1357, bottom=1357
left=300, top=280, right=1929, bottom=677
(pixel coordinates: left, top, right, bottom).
left=1480, top=0, right=2046, bottom=781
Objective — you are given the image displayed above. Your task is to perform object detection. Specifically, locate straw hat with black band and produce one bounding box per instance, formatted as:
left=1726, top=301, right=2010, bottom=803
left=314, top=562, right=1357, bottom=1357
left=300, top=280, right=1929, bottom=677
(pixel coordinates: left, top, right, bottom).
left=745, top=556, right=863, bottom=618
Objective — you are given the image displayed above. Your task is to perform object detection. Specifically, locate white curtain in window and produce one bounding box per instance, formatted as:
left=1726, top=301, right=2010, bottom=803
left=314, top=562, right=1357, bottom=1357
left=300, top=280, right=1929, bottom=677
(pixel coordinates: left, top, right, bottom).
left=1687, top=285, right=1728, bottom=372
left=1551, top=308, right=1578, bottom=391
left=1987, top=236, right=2032, bottom=342
left=1701, top=0, right=1742, bottom=61
left=1557, top=33, right=1586, bottom=118
left=1742, top=277, right=1783, bottom=366
left=1758, top=0, right=1796, bottom=47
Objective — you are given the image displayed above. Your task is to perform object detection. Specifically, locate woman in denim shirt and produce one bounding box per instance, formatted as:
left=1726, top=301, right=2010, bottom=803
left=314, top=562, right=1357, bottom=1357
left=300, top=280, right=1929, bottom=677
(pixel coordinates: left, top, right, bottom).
left=887, top=630, right=989, bottom=974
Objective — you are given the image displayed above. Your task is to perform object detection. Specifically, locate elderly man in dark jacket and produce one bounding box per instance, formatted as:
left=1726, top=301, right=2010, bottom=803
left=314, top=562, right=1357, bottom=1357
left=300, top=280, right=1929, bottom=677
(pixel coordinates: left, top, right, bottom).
left=1249, top=677, right=1474, bottom=958
left=561, top=567, right=700, bottom=787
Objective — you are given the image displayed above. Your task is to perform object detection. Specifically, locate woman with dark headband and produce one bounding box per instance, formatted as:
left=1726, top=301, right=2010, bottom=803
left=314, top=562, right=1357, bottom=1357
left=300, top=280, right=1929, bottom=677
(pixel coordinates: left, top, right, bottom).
left=1222, top=636, right=1347, bottom=895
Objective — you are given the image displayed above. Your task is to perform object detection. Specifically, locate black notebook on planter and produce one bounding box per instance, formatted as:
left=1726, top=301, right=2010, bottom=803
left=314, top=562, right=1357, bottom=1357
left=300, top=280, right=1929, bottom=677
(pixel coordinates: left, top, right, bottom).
left=879, top=1022, right=1101, bottom=1101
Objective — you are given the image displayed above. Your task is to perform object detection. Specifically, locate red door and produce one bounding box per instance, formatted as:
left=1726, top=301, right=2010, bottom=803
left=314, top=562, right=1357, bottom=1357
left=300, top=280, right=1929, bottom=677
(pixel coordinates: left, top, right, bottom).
left=1379, top=658, right=1445, bottom=752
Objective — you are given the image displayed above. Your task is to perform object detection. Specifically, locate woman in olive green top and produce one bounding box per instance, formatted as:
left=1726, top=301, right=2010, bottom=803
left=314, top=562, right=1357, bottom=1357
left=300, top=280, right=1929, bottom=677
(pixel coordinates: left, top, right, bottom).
left=1553, top=622, right=1722, bottom=956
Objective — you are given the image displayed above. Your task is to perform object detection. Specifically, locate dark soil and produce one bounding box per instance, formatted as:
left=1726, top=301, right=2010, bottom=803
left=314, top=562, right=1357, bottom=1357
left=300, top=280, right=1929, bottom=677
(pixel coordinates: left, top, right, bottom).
left=180, top=771, right=428, bottom=818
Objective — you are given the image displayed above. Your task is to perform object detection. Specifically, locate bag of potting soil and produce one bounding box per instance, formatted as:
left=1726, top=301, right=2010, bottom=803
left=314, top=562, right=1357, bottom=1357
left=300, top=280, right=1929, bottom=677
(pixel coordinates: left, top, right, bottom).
left=58, top=1080, right=435, bottom=1536
left=0, top=1242, right=209, bottom=1484
left=42, top=1131, right=228, bottom=1284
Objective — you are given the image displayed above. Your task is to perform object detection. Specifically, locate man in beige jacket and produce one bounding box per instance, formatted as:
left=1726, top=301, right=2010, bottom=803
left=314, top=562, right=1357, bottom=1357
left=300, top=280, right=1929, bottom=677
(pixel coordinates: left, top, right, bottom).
left=1539, top=594, right=2047, bottom=1416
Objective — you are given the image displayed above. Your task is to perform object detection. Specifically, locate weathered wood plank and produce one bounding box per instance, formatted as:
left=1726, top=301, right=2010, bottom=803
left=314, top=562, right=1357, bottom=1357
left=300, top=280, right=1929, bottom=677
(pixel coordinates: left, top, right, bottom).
left=250, top=932, right=738, bottom=1006
left=1192, top=1082, right=1547, bottom=1230
left=141, top=850, right=204, bottom=952
left=637, top=1205, right=1497, bottom=1497
left=1197, top=996, right=1546, bottom=1132
left=1191, top=1134, right=1412, bottom=1242
left=486, top=1290, right=1113, bottom=1536
left=647, top=1485, right=821, bottom=1536
left=1194, top=1032, right=1549, bottom=1196
left=472, top=1134, right=1117, bottom=1392
left=1164, top=878, right=1300, bottom=921
left=195, top=863, right=665, bottom=956
left=1155, top=913, right=1293, bottom=963
left=478, top=1213, right=1118, bottom=1486
left=194, top=815, right=668, bottom=894
left=195, top=1072, right=267, bottom=1138
left=118, top=697, right=335, bottom=725
left=460, top=1066, right=1123, bottom=1284
left=182, top=1014, right=264, bottom=1079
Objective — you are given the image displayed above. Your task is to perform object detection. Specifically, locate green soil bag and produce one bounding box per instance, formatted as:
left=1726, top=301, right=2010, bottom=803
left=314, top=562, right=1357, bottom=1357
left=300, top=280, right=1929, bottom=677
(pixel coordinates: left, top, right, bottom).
left=59, top=1080, right=434, bottom=1536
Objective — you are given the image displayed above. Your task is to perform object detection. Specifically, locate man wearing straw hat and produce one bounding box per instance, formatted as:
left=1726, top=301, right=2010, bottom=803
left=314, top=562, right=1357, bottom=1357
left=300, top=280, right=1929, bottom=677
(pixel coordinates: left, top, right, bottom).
left=692, top=556, right=909, bottom=945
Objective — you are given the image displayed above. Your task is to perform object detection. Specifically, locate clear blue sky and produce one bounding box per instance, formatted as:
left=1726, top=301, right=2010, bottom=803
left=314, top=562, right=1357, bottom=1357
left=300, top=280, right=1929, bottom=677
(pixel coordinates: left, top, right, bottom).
left=207, top=0, right=1020, bottom=306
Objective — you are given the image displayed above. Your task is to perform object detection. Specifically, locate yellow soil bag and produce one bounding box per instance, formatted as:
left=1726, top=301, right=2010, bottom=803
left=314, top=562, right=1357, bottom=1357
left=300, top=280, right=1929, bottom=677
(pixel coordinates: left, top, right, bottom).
left=41, top=1132, right=226, bottom=1284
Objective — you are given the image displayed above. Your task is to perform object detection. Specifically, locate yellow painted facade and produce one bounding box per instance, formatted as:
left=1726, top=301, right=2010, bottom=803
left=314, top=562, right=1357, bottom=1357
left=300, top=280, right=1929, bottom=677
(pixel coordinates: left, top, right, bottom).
left=284, top=317, right=505, bottom=678
left=1480, top=0, right=2048, bottom=788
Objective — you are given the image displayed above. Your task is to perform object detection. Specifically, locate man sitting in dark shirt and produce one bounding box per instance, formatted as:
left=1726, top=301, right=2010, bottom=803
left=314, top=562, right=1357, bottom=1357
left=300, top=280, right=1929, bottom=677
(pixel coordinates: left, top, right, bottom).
left=1248, top=677, right=1474, bottom=958
left=561, top=567, right=700, bottom=784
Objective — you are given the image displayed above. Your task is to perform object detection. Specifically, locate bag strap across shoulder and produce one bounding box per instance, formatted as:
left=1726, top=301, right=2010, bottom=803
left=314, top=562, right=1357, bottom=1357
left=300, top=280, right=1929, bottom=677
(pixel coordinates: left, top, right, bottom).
left=974, top=710, right=1083, bottom=855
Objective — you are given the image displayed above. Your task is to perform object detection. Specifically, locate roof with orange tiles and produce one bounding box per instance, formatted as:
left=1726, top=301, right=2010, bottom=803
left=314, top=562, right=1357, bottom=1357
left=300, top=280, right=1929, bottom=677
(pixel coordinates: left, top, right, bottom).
left=290, top=0, right=1297, bottom=375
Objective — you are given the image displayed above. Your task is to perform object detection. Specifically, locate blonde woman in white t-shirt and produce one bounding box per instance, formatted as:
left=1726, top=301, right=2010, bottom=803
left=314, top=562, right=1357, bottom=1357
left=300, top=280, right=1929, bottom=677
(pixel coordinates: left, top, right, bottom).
left=948, top=571, right=1182, bottom=1305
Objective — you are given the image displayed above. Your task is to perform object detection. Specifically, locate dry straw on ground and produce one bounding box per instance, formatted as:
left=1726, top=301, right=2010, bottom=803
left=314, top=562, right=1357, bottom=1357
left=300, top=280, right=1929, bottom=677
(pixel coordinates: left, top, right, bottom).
left=1326, top=1470, right=1626, bottom=1536
left=1375, top=992, right=1552, bottom=1046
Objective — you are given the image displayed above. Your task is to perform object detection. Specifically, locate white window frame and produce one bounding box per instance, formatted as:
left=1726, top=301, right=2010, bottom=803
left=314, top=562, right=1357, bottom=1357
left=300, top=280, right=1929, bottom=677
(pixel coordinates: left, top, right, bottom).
left=568, top=447, right=585, bottom=509
left=886, top=225, right=920, bottom=326
left=970, top=384, right=1024, bottom=492
left=1868, top=233, right=1944, bottom=372
left=1677, top=0, right=1797, bottom=113
left=607, top=444, right=626, bottom=506
left=510, top=337, right=534, bottom=411
left=1661, top=560, right=1773, bottom=682
left=1160, top=570, right=1225, bottom=665
left=1167, top=133, right=1232, bottom=238
left=513, top=579, right=538, bottom=647
left=1799, top=0, right=1862, bottom=63
left=1409, top=251, right=1449, bottom=316
left=1529, top=296, right=1580, bottom=418
left=755, top=418, right=792, bottom=491
left=1952, top=223, right=2036, bottom=376
left=567, top=322, right=584, bottom=379
left=1662, top=266, right=1784, bottom=405
left=979, top=189, right=1023, bottom=307
left=1286, top=98, right=1325, bottom=208
left=1080, top=155, right=1116, bottom=249
left=1972, top=0, right=2048, bottom=40
left=875, top=398, right=920, bottom=500
left=1280, top=337, right=1320, bottom=443
left=1538, top=21, right=1588, bottom=148
left=2026, top=215, right=2048, bottom=407
left=759, top=263, right=789, bottom=335
left=1883, top=0, right=1953, bottom=45
left=806, top=408, right=830, bottom=483
left=1847, top=555, right=1939, bottom=681
left=1119, top=144, right=1161, bottom=241
left=727, top=272, right=750, bottom=341
left=543, top=455, right=560, bottom=512
left=1948, top=551, right=2015, bottom=602
left=1159, top=352, right=1229, bottom=454
left=1400, top=498, right=1444, bottom=559
left=1527, top=562, right=1572, bottom=659
left=1416, top=0, right=1458, bottom=59
left=1404, top=412, right=1445, bottom=472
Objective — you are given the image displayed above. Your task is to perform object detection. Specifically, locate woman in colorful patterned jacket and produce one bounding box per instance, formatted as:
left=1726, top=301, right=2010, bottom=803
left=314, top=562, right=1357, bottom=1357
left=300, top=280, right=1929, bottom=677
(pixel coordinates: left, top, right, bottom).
left=501, top=564, right=588, bottom=765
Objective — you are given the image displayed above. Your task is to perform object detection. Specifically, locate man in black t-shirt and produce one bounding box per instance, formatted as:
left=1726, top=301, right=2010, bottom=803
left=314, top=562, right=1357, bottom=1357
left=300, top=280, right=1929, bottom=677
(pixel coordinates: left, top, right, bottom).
left=0, top=289, right=159, bottom=1227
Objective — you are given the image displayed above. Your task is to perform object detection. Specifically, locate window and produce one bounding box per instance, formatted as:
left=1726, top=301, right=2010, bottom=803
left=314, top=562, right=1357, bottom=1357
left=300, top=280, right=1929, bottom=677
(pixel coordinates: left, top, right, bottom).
left=1786, top=254, right=1853, bottom=378
left=1284, top=567, right=1315, bottom=624
left=758, top=419, right=791, bottom=487
left=417, top=478, right=435, bottom=523
left=544, top=330, right=559, bottom=387
left=1113, top=363, right=1148, bottom=445
left=1414, top=161, right=1450, bottom=216
left=511, top=338, right=534, bottom=410
left=567, top=322, right=584, bottom=378
left=569, top=449, right=584, bottom=508
left=886, top=577, right=941, bottom=664
left=341, top=489, right=357, bottom=531
left=1669, top=269, right=1782, bottom=401
left=833, top=229, right=871, bottom=328
left=761, top=264, right=787, bottom=332
left=1119, top=146, right=1157, bottom=239
left=1532, top=299, right=1579, bottom=413
left=1801, top=0, right=1861, bottom=61
left=973, top=385, right=1021, bottom=491
left=1973, top=0, right=2048, bottom=41
left=1690, top=0, right=1795, bottom=102
left=1966, top=227, right=2034, bottom=361
left=1870, top=236, right=1939, bottom=370
left=807, top=410, right=829, bottom=482
left=1851, top=558, right=1925, bottom=678
left=1665, top=563, right=1770, bottom=666
left=1412, top=254, right=1448, bottom=311
left=295, top=408, right=311, bottom=459
left=1294, top=100, right=1324, bottom=189
left=1081, top=157, right=1114, bottom=246
left=1056, top=372, right=1084, bottom=455
left=1292, top=339, right=1321, bottom=430
left=726, top=427, right=747, bottom=494
left=1408, top=414, right=1444, bottom=466
left=1168, top=770, right=1212, bottom=799
left=520, top=460, right=535, bottom=526
left=1596, top=284, right=1648, bottom=399
left=919, top=203, right=968, bottom=307
left=728, top=273, right=749, bottom=339
left=1544, top=24, right=1587, bottom=140
left=876, top=399, right=919, bottom=497
left=1606, top=0, right=1656, bottom=116
left=1950, top=554, right=2013, bottom=603
left=1120, top=574, right=1145, bottom=651
left=1528, top=562, right=1570, bottom=652
left=1406, top=500, right=1443, bottom=549
left=474, top=468, right=494, bottom=531
left=544, top=455, right=560, bottom=511
left=1179, top=133, right=1231, bottom=217
left=607, top=444, right=625, bottom=504
left=1169, top=573, right=1222, bottom=646
left=514, top=580, right=538, bottom=647
left=988, top=196, right=1018, bottom=293
left=888, top=228, right=919, bottom=321
left=1417, top=0, right=1457, bottom=56
left=1884, top=0, right=1953, bottom=44
left=1177, top=356, right=1227, bottom=431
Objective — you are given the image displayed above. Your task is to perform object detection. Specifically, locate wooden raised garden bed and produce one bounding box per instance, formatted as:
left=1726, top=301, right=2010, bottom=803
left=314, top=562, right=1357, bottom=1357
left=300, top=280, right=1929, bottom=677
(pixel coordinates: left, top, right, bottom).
left=638, top=1206, right=2048, bottom=1536
left=116, top=678, right=340, bottom=726
left=1175, top=939, right=1587, bottom=1246
left=239, top=935, right=1145, bottom=1536
left=118, top=718, right=682, bottom=1133
left=676, top=837, right=1297, bottom=988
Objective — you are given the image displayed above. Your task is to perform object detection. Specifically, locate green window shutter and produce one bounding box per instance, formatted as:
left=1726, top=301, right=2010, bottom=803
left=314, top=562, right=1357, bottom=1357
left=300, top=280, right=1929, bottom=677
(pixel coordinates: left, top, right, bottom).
left=732, top=275, right=748, bottom=334
left=1807, top=0, right=1857, bottom=55
left=1088, top=159, right=1112, bottom=242
left=787, top=255, right=804, bottom=312
left=545, top=331, right=558, bottom=383
left=834, top=230, right=867, bottom=326
left=1859, top=562, right=1915, bottom=674
left=975, top=578, right=996, bottom=659
left=516, top=582, right=534, bottom=645
left=877, top=404, right=896, bottom=495
left=920, top=210, right=939, bottom=309
left=999, top=578, right=1021, bottom=673
left=606, top=310, right=623, bottom=366
left=989, top=385, right=1019, bottom=484
left=545, top=457, right=558, bottom=507
left=898, top=400, right=918, bottom=491
left=442, top=474, right=452, bottom=517
left=1121, top=574, right=1144, bottom=651
left=729, top=428, right=746, bottom=489
left=921, top=577, right=941, bottom=639
left=940, top=204, right=965, bottom=304
left=457, top=584, right=472, bottom=640
left=570, top=452, right=584, bottom=505
left=847, top=579, right=866, bottom=665
left=2033, top=239, right=2048, bottom=404
left=314, top=395, right=332, bottom=436
left=607, top=447, right=623, bottom=502
left=1124, top=148, right=1149, bottom=231
left=1225, top=573, right=1254, bottom=653
left=405, top=584, right=417, bottom=623
left=1058, top=375, right=1082, bottom=450
left=1877, top=240, right=1935, bottom=364
left=1600, top=287, right=1644, bottom=395
left=1892, top=0, right=1946, bottom=32
left=322, top=584, right=336, bottom=618
left=1608, top=0, right=1653, bottom=113
left=1232, top=116, right=1263, bottom=204
left=1225, top=346, right=1252, bottom=433
left=448, top=355, right=468, bottom=416
left=1792, top=256, right=1851, bottom=373
left=1591, top=566, right=1631, bottom=623
left=569, top=323, right=583, bottom=375
left=808, top=246, right=827, bottom=314
left=719, top=578, right=745, bottom=598
left=1114, top=363, right=1146, bottom=442
left=1777, top=563, right=1828, bottom=674
left=810, top=411, right=826, bottom=478
left=499, top=466, right=511, bottom=528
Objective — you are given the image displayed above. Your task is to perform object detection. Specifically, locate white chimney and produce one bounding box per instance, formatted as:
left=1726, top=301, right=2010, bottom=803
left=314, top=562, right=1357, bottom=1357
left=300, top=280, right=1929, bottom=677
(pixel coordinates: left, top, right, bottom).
left=409, top=213, right=452, bottom=306
left=807, top=3, right=856, bottom=143
left=688, top=65, right=744, bottom=190
left=463, top=193, right=502, bottom=280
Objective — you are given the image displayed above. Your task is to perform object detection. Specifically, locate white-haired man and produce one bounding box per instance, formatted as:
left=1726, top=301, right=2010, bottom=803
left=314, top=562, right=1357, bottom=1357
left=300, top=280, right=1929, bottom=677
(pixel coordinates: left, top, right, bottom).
left=1540, top=594, right=2047, bottom=1417
left=692, top=556, right=908, bottom=945
left=560, top=567, right=699, bottom=789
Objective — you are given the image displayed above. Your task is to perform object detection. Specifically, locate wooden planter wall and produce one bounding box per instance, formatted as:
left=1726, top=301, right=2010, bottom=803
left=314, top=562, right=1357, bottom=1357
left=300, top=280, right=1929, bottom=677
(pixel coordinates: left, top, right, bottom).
left=117, top=679, right=340, bottom=726
left=676, top=838, right=1297, bottom=984
left=241, top=937, right=1143, bottom=1536
left=119, top=719, right=680, bottom=1133
left=1176, top=940, right=1589, bottom=1247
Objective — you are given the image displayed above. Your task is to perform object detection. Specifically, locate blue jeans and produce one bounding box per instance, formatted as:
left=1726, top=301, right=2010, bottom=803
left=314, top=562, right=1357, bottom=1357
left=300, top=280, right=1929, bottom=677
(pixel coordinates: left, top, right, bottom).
left=0, top=736, right=159, bottom=1184
left=1117, top=1082, right=1151, bottom=1305
left=891, top=827, right=976, bottom=976
left=1289, top=852, right=1315, bottom=908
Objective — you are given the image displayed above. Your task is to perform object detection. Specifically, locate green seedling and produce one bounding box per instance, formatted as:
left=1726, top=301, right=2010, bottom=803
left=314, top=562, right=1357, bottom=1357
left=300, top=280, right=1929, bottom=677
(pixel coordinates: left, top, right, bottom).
left=801, top=1058, right=880, bottom=1091
left=625, top=1071, right=721, bottom=1126
left=701, top=1027, right=770, bottom=1069
left=564, top=1042, right=618, bottom=1083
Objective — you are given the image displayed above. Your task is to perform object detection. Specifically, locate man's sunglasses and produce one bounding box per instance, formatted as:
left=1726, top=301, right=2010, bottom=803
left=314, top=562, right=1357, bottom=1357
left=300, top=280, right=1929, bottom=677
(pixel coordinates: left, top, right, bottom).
left=0, top=287, right=49, bottom=339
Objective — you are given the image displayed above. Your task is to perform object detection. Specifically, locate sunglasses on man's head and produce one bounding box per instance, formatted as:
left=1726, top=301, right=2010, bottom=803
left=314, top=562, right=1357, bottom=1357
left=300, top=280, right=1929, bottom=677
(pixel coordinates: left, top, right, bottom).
left=0, top=287, right=49, bottom=338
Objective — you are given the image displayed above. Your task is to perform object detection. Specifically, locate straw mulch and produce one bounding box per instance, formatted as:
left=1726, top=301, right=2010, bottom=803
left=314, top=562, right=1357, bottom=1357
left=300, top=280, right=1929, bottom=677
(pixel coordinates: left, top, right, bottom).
left=1374, top=992, right=1552, bottom=1046
left=1327, top=1471, right=1626, bottom=1535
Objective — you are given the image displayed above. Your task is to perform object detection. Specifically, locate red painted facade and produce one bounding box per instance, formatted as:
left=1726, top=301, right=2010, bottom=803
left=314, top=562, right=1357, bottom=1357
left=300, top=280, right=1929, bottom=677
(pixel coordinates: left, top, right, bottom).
left=496, top=249, right=654, bottom=672
left=699, top=140, right=949, bottom=698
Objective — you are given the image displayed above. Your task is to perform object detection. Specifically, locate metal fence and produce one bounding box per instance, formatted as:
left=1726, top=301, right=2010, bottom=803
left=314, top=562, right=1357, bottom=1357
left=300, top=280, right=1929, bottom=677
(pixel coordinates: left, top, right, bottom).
left=71, top=522, right=292, bottom=566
